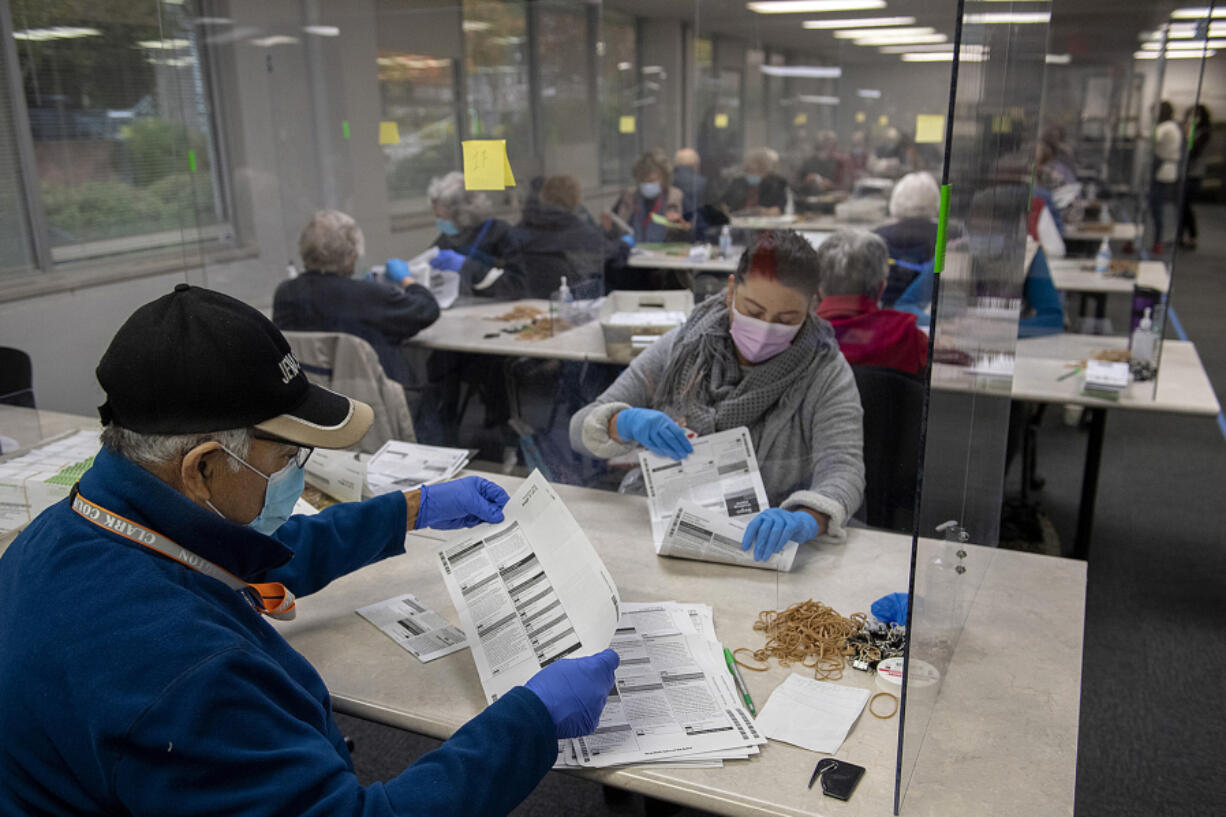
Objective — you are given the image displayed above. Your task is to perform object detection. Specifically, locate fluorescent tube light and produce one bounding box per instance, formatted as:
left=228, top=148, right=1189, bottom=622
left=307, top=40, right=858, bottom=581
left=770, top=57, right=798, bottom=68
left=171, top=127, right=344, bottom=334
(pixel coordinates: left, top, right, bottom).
left=748, top=0, right=886, bottom=13
left=964, top=12, right=1051, bottom=24
left=14, top=26, right=102, bottom=41
left=1045, top=53, right=1071, bottom=64
left=901, top=51, right=987, bottom=62
left=1141, top=39, right=1225, bottom=49
left=803, top=16, right=915, bottom=29
left=834, top=26, right=934, bottom=39
left=760, top=64, right=843, bottom=77
left=879, top=42, right=983, bottom=53
left=302, top=25, right=339, bottom=36
left=797, top=94, right=841, bottom=104
left=1134, top=49, right=1217, bottom=58
left=855, top=33, right=948, bottom=45
left=857, top=88, right=882, bottom=98
left=136, top=39, right=191, bottom=50
left=1171, top=7, right=1226, bottom=19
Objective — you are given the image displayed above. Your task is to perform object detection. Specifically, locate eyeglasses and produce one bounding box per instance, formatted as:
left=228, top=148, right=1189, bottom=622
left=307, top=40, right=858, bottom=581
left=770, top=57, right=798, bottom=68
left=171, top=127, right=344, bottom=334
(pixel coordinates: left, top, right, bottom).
left=251, top=432, right=314, bottom=469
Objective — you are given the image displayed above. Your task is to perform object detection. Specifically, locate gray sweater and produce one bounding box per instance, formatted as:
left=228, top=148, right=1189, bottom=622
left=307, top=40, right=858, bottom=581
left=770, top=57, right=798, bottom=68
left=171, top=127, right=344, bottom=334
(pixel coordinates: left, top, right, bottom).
left=569, top=326, right=865, bottom=541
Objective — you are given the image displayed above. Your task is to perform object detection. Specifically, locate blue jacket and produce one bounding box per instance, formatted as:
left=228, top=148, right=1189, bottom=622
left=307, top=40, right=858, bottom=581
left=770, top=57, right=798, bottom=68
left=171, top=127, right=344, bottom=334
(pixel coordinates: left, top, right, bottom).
left=0, top=447, right=556, bottom=817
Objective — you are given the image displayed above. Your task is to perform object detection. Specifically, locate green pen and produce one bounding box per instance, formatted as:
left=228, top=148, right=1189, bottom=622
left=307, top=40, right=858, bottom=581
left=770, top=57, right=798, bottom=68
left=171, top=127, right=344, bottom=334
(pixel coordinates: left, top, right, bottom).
left=723, top=647, right=756, bottom=716
left=1057, top=366, right=1082, bottom=382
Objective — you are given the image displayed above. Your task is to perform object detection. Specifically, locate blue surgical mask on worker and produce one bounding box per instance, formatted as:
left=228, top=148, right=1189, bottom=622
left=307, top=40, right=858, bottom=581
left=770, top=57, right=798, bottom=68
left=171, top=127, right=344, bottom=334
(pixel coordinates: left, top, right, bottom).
left=745, top=174, right=762, bottom=186
left=639, top=181, right=661, bottom=199
left=435, top=218, right=460, bottom=236
left=209, top=447, right=306, bottom=536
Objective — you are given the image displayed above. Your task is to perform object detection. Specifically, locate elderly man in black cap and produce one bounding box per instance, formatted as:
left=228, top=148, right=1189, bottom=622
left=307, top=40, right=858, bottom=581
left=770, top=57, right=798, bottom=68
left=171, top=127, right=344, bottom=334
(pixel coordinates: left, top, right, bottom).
left=0, top=284, right=617, bottom=817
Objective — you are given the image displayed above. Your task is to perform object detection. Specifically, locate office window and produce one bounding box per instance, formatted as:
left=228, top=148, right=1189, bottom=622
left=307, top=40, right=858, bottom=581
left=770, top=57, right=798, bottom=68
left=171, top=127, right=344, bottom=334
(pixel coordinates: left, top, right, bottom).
left=463, top=0, right=532, bottom=163
left=536, top=3, right=593, bottom=154
left=379, top=51, right=460, bottom=203
left=0, top=40, right=36, bottom=278
left=598, top=10, right=636, bottom=185
left=11, top=0, right=225, bottom=265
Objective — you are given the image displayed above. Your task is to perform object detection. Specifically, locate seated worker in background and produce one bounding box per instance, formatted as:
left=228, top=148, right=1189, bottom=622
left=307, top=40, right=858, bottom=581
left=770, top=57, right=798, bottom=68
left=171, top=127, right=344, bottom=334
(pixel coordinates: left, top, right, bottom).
left=672, top=147, right=708, bottom=217
left=794, top=130, right=851, bottom=195
left=605, top=149, right=691, bottom=244
left=569, top=230, right=865, bottom=560
left=719, top=147, right=789, bottom=216
left=846, top=130, right=870, bottom=178
left=874, top=171, right=941, bottom=307
left=814, top=229, right=929, bottom=376
left=428, top=170, right=525, bottom=298
left=273, top=209, right=439, bottom=383
left=868, top=127, right=911, bottom=179
left=0, top=285, right=617, bottom=817
left=509, top=174, right=631, bottom=298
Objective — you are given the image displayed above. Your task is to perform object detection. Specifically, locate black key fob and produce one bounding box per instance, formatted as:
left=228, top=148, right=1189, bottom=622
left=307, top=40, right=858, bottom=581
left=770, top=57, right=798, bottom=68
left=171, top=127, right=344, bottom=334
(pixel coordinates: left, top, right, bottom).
left=808, top=758, right=865, bottom=801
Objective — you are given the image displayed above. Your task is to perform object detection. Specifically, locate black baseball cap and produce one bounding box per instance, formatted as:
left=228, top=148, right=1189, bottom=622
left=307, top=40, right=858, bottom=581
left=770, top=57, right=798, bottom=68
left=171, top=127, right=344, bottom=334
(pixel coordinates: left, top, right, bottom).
left=97, top=283, right=372, bottom=448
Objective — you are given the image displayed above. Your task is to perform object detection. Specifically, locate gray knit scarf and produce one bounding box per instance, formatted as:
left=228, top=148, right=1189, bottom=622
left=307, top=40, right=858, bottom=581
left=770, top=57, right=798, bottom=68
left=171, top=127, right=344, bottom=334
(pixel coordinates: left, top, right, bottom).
left=653, top=296, right=837, bottom=436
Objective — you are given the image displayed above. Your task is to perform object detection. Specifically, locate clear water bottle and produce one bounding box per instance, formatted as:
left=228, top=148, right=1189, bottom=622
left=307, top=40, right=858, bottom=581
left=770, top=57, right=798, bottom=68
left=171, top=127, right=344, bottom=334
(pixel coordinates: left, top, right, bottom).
left=719, top=225, right=732, bottom=259
left=1094, top=237, right=1111, bottom=275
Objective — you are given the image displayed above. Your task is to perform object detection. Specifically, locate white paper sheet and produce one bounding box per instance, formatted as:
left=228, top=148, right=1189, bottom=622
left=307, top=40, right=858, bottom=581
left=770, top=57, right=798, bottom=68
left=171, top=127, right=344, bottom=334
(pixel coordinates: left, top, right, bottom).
left=0, top=430, right=99, bottom=534
left=755, top=673, right=870, bottom=754
left=658, top=500, right=799, bottom=572
left=356, top=593, right=469, bottom=662
left=366, top=440, right=471, bottom=496
left=303, top=448, right=366, bottom=502
left=638, top=427, right=768, bottom=545
left=435, top=470, right=621, bottom=703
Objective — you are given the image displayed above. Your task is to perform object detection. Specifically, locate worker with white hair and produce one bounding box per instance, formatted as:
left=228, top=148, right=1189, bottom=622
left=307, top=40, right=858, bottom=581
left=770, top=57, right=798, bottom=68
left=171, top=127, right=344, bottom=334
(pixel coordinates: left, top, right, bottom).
left=873, top=172, right=941, bottom=306
left=426, top=171, right=524, bottom=299
left=719, top=147, right=788, bottom=216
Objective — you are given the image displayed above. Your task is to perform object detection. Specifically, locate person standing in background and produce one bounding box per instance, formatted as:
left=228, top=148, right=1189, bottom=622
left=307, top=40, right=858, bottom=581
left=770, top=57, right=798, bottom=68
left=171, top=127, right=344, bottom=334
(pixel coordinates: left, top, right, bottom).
left=1179, top=104, right=1211, bottom=251
left=672, top=148, right=707, bottom=218
left=1151, top=100, right=1183, bottom=255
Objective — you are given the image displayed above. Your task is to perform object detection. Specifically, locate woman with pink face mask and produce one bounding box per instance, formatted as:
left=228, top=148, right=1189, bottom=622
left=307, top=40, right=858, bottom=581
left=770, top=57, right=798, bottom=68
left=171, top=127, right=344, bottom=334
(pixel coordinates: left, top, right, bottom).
left=569, top=230, right=864, bottom=562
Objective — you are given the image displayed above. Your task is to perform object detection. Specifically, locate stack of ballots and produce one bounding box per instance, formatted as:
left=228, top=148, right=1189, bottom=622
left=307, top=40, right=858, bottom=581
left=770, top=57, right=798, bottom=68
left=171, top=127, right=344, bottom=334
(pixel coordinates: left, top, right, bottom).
left=364, top=440, right=472, bottom=496
left=0, top=430, right=100, bottom=536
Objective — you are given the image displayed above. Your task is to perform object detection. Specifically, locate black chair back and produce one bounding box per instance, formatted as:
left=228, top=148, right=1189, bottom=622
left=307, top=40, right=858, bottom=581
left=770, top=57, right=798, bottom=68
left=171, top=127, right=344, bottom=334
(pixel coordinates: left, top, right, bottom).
left=852, top=365, right=924, bottom=532
left=0, top=347, right=34, bottom=409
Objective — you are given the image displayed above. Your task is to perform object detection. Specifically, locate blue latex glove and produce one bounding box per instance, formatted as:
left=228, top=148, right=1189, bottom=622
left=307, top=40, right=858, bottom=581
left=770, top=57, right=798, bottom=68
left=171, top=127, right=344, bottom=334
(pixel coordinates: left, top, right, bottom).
left=416, top=476, right=509, bottom=530
left=620, top=234, right=636, bottom=247
left=385, top=257, right=410, bottom=284
left=430, top=249, right=466, bottom=272
left=524, top=649, right=620, bottom=738
left=871, top=592, right=909, bottom=626
left=741, top=508, right=821, bottom=562
left=615, top=408, right=692, bottom=460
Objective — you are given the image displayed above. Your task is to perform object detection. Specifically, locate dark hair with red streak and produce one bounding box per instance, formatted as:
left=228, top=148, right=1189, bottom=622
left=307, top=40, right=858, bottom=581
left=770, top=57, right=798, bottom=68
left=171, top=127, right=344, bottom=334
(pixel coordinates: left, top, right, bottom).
left=733, top=229, right=822, bottom=297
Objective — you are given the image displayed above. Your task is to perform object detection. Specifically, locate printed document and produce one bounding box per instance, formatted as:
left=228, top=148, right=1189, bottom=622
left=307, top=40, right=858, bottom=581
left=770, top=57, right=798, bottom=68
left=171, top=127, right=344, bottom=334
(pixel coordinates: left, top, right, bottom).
left=435, top=470, right=620, bottom=702
left=356, top=593, right=468, bottom=662
left=658, top=500, right=799, bottom=572
left=638, top=426, right=768, bottom=544
left=755, top=673, right=870, bottom=754
left=366, top=440, right=471, bottom=496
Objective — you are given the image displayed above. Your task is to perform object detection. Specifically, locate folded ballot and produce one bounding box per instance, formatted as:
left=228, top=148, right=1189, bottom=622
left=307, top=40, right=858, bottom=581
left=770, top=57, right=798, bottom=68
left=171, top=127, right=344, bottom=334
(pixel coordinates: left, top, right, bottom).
left=659, top=500, right=799, bottom=572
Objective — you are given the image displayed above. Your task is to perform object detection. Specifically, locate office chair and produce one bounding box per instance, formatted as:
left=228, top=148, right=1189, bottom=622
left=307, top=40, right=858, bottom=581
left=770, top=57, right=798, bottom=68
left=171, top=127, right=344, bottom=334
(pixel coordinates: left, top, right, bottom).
left=0, top=347, right=35, bottom=409
left=852, top=365, right=924, bottom=533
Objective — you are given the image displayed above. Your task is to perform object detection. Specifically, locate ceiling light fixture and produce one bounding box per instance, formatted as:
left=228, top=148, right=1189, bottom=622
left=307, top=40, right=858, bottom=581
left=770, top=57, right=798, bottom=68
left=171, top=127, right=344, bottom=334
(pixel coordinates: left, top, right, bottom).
left=803, top=16, right=915, bottom=29
left=1045, top=53, right=1071, bottom=64
left=797, top=94, right=841, bottom=104
left=748, top=0, right=886, bottom=13
left=13, top=26, right=102, bottom=41
left=901, top=50, right=987, bottom=62
left=964, top=12, right=1051, bottom=24
left=1170, top=7, right=1226, bottom=19
left=1134, top=49, right=1217, bottom=58
left=1141, top=39, right=1226, bottom=49
left=834, top=26, right=934, bottom=39
left=878, top=42, right=983, bottom=53
left=760, top=64, right=843, bottom=77
left=136, top=38, right=191, bottom=50
left=855, top=33, right=948, bottom=45
left=302, top=25, right=339, bottom=36
left=857, top=88, right=882, bottom=98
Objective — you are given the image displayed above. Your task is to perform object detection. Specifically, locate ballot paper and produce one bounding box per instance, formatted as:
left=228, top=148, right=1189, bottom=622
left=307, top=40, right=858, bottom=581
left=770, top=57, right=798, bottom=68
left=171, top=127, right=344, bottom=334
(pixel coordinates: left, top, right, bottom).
left=0, top=430, right=100, bottom=534
left=436, top=470, right=621, bottom=703
left=605, top=310, right=688, bottom=327
left=754, top=673, right=870, bottom=754
left=303, top=448, right=366, bottom=502
left=365, top=440, right=471, bottom=496
left=566, top=601, right=765, bottom=769
left=638, top=427, right=768, bottom=545
left=356, top=593, right=469, bottom=662
left=658, top=500, right=799, bottom=572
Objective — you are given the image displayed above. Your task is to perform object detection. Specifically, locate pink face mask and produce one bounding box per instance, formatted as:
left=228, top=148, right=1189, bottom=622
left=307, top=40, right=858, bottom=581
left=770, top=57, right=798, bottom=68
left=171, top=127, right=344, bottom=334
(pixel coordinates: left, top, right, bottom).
left=729, top=301, right=802, bottom=363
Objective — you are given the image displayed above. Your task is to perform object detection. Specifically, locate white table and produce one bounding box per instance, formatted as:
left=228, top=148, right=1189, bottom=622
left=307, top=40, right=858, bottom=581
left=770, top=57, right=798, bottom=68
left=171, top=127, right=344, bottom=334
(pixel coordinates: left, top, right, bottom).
left=628, top=245, right=740, bottom=273
left=730, top=214, right=848, bottom=232
left=277, top=474, right=1083, bottom=817
left=408, top=299, right=612, bottom=364
left=1048, top=258, right=1169, bottom=296
left=1063, top=222, right=1140, bottom=243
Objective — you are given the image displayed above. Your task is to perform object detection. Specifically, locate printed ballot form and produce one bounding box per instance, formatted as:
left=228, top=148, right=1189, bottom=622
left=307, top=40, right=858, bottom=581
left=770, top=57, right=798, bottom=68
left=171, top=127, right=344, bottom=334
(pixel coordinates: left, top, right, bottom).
left=435, top=470, right=620, bottom=702
left=365, top=440, right=471, bottom=496
left=356, top=593, right=468, bottom=662
left=638, top=426, right=769, bottom=545
left=659, top=500, right=799, bottom=572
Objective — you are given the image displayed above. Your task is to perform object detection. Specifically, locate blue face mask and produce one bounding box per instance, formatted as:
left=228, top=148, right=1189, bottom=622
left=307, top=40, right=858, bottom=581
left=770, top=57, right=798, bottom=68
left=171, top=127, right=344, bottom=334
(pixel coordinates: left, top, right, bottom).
left=639, top=182, right=662, bottom=199
left=435, top=217, right=460, bottom=237
left=211, top=447, right=307, bottom=536
left=745, top=174, right=762, bottom=186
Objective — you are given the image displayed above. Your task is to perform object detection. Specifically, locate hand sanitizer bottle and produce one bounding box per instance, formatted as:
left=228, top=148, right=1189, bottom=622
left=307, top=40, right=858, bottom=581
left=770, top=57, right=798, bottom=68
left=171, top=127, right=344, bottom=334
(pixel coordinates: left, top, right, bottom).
left=1094, top=237, right=1112, bottom=274
left=1130, top=307, right=1156, bottom=364
left=719, top=225, right=733, bottom=259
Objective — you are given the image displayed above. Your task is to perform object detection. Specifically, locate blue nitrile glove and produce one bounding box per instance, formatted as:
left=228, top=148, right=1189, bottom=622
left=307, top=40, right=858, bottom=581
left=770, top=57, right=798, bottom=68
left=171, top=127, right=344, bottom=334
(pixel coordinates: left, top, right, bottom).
left=385, top=257, right=411, bottom=284
left=524, top=649, right=620, bottom=738
left=430, top=249, right=466, bottom=272
left=620, top=234, right=636, bottom=247
left=615, top=408, right=693, bottom=460
left=416, top=476, right=509, bottom=530
left=871, top=592, right=909, bottom=626
left=741, top=508, right=821, bottom=562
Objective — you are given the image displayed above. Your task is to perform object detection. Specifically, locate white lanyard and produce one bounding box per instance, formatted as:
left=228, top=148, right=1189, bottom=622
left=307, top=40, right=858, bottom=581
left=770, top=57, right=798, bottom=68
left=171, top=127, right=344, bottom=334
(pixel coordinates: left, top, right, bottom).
left=70, top=488, right=296, bottom=620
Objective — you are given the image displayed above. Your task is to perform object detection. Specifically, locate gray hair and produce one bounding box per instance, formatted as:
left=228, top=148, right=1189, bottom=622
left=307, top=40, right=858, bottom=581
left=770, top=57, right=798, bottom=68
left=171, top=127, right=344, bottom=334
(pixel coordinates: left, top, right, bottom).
left=100, top=426, right=251, bottom=472
left=889, top=171, right=940, bottom=220
left=815, top=229, right=889, bottom=298
left=427, top=171, right=491, bottom=229
left=743, top=147, right=779, bottom=175
left=299, top=210, right=365, bottom=275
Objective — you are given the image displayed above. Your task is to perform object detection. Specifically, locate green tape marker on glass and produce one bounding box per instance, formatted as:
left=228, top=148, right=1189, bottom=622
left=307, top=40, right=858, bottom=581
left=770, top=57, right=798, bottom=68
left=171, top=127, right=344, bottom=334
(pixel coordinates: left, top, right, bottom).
left=934, top=183, right=951, bottom=275
left=342, top=120, right=350, bottom=139
left=187, top=150, right=197, bottom=173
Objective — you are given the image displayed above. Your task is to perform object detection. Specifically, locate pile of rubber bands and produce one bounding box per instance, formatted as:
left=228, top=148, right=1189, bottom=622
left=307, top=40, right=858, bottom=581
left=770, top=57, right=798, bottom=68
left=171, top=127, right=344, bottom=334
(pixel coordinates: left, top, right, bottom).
left=733, top=599, right=869, bottom=682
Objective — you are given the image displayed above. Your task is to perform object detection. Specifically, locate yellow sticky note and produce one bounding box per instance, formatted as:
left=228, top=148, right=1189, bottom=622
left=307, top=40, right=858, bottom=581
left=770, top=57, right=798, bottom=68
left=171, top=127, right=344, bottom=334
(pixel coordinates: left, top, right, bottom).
left=462, top=139, right=516, bottom=191
left=714, top=113, right=729, bottom=129
left=915, top=114, right=945, bottom=144
left=619, top=115, right=636, bottom=134
left=378, top=121, right=401, bottom=146
left=855, top=111, right=867, bottom=123
left=878, top=114, right=889, bottom=127
left=991, top=115, right=1012, bottom=134
left=793, top=113, right=808, bottom=126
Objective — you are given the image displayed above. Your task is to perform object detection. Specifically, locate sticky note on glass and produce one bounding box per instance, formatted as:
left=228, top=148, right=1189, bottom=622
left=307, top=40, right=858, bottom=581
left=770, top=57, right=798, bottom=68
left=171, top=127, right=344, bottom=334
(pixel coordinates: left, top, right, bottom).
left=915, top=114, right=945, bottom=144
left=462, top=139, right=516, bottom=191
left=991, top=115, right=1012, bottom=134
left=793, top=113, right=808, bottom=126
left=378, top=121, right=401, bottom=145
left=714, top=113, right=729, bottom=129
left=619, top=115, right=636, bottom=134
left=650, top=213, right=672, bottom=227
left=878, top=114, right=889, bottom=126
left=855, top=111, right=867, bottom=123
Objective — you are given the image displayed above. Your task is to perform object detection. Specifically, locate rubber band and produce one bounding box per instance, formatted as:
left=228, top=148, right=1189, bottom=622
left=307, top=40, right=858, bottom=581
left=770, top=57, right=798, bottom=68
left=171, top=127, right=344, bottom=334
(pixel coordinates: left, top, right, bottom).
left=869, top=692, right=898, bottom=719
